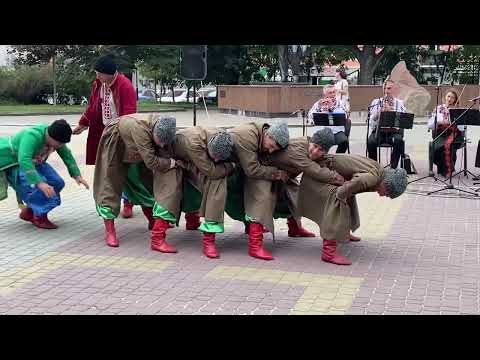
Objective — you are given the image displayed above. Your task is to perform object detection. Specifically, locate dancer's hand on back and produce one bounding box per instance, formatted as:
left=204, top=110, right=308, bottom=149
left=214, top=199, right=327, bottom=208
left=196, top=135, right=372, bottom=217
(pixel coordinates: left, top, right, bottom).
left=332, top=173, right=345, bottom=186
left=37, top=182, right=56, bottom=198
left=175, top=159, right=187, bottom=169
left=273, top=170, right=289, bottom=183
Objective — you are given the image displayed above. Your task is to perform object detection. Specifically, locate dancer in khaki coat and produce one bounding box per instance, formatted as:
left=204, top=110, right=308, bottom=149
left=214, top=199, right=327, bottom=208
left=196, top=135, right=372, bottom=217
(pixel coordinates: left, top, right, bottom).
left=173, top=126, right=234, bottom=259
left=269, top=128, right=408, bottom=265
left=93, top=113, right=179, bottom=252
left=228, top=121, right=315, bottom=261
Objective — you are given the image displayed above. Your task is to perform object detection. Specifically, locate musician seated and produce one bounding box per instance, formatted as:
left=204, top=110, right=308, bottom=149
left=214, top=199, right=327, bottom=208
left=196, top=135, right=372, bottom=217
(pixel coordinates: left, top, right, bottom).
left=307, top=84, right=349, bottom=153
left=427, top=89, right=465, bottom=178
left=367, top=79, right=407, bottom=169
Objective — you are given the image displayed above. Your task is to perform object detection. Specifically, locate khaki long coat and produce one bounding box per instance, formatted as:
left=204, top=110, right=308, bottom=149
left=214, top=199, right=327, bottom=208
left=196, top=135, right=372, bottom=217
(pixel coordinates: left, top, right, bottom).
left=228, top=122, right=299, bottom=233
left=268, top=139, right=384, bottom=242
left=93, top=113, right=181, bottom=218
left=174, top=127, right=234, bottom=224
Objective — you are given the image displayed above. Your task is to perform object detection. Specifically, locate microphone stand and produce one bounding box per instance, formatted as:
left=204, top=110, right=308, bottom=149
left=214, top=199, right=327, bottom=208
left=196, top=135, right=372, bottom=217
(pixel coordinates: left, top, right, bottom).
left=427, top=101, right=479, bottom=196
left=292, top=109, right=307, bottom=136
left=301, top=109, right=306, bottom=136
left=365, top=102, right=380, bottom=157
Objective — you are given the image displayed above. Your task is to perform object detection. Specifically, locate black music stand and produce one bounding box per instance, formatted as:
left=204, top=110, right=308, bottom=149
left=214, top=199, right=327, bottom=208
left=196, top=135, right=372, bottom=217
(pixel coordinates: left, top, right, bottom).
left=426, top=105, right=479, bottom=196
left=448, top=108, right=480, bottom=180
left=312, top=112, right=347, bottom=127
left=375, top=111, right=414, bottom=167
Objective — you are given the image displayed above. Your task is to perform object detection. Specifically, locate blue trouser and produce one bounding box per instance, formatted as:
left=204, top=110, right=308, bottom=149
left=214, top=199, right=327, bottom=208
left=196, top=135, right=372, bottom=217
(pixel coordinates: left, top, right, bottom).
left=17, top=163, right=65, bottom=216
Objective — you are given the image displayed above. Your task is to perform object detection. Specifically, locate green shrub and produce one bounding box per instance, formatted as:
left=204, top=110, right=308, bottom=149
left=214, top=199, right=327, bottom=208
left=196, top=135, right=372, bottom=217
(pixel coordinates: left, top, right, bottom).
left=0, top=65, right=52, bottom=104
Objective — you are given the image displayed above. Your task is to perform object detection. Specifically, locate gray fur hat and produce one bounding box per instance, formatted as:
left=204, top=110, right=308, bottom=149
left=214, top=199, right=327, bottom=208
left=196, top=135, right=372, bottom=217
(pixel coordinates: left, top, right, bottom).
left=208, top=131, right=233, bottom=161
left=153, top=116, right=176, bottom=145
left=383, top=168, right=408, bottom=199
left=266, top=121, right=289, bottom=149
left=311, top=127, right=335, bottom=151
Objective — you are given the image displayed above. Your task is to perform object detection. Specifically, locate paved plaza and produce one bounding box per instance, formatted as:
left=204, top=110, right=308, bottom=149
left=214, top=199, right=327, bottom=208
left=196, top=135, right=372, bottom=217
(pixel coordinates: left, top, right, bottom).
left=1, top=110, right=480, bottom=315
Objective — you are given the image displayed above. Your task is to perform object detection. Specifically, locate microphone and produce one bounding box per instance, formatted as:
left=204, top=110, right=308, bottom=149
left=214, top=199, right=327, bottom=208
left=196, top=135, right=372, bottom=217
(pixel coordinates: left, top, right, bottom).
left=469, top=96, right=480, bottom=102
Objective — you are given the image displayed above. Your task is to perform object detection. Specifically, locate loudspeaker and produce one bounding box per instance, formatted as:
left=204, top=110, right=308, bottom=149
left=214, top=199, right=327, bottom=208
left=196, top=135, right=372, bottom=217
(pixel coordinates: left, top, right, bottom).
left=180, top=45, right=207, bottom=80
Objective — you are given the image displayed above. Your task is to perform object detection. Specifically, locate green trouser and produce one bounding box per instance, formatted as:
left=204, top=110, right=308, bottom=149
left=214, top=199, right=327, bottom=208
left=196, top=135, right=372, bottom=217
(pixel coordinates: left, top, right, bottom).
left=0, top=165, right=23, bottom=206
left=173, top=177, right=224, bottom=233
left=96, top=162, right=155, bottom=220
left=224, top=167, right=291, bottom=224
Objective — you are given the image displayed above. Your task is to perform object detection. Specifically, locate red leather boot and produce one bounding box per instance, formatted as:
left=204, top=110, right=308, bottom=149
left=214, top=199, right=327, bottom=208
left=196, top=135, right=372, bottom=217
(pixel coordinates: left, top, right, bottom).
left=287, top=217, right=315, bottom=237
left=244, top=222, right=268, bottom=234
left=141, top=207, right=155, bottom=230
left=151, top=219, right=177, bottom=253
left=121, top=200, right=134, bottom=218
left=19, top=207, right=33, bottom=222
left=248, top=222, right=274, bottom=260
left=32, top=214, right=58, bottom=229
left=349, top=233, right=361, bottom=242
left=104, top=219, right=119, bottom=247
left=203, top=232, right=219, bottom=258
left=185, top=212, right=200, bottom=230
left=321, top=239, right=351, bottom=265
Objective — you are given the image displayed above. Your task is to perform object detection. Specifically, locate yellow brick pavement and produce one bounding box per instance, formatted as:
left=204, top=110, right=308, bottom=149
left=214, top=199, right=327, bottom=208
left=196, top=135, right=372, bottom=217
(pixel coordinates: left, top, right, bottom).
left=206, top=266, right=363, bottom=315
left=0, top=251, right=173, bottom=296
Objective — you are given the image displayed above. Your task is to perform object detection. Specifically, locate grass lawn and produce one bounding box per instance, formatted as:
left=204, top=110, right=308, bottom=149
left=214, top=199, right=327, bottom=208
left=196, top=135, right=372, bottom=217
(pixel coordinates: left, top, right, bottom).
left=0, top=101, right=214, bottom=115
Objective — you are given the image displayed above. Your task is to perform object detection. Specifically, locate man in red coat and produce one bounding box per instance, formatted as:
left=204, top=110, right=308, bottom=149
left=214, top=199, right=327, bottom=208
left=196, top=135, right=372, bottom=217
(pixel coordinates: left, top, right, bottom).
left=73, top=55, right=138, bottom=217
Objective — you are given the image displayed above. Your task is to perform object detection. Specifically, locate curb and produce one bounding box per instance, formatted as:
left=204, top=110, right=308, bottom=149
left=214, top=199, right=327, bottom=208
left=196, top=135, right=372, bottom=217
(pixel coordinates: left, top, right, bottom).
left=0, top=108, right=188, bottom=117
left=0, top=121, right=429, bottom=128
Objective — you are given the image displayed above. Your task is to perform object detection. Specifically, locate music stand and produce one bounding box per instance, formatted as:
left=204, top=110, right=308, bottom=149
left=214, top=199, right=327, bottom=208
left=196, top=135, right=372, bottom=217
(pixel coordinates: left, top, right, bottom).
left=375, top=111, right=414, bottom=167
left=312, top=112, right=347, bottom=127
left=408, top=86, right=446, bottom=186
left=448, top=108, right=480, bottom=180
left=426, top=105, right=479, bottom=196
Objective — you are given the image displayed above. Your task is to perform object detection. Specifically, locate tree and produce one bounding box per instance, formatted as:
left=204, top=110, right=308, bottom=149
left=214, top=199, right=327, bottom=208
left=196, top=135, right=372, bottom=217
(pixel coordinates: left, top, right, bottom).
left=450, top=45, right=480, bottom=84
left=350, top=45, right=389, bottom=85
left=315, top=45, right=426, bottom=85
left=247, top=45, right=279, bottom=81
left=373, top=45, right=423, bottom=83
left=9, top=45, right=72, bottom=105
left=138, top=45, right=181, bottom=99
left=204, top=45, right=252, bottom=85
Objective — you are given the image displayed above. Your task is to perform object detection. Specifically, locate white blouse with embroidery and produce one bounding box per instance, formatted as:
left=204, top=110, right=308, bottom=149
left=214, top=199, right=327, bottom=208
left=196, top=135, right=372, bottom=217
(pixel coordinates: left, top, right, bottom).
left=100, top=79, right=118, bottom=126
left=335, top=79, right=350, bottom=112
left=427, top=104, right=465, bottom=132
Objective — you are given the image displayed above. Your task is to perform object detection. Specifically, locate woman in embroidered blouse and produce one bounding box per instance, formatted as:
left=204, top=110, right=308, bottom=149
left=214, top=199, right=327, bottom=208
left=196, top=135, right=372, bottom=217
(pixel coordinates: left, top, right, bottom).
left=427, top=90, right=464, bottom=177
left=334, top=67, right=350, bottom=114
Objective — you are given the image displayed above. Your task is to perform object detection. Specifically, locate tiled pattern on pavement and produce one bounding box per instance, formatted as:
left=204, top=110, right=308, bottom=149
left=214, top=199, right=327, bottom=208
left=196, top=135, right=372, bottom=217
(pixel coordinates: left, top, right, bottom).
left=1, top=120, right=480, bottom=315
left=206, top=266, right=363, bottom=315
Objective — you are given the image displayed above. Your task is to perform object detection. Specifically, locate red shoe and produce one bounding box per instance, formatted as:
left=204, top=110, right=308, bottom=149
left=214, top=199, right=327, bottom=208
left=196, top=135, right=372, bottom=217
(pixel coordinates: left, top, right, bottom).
left=248, top=222, right=274, bottom=260
left=19, top=207, right=33, bottom=222
left=121, top=200, right=134, bottom=218
left=185, top=212, right=200, bottom=230
left=151, top=219, right=177, bottom=253
left=141, top=207, right=155, bottom=230
left=104, top=219, right=119, bottom=247
left=349, top=233, right=361, bottom=242
left=287, top=217, right=315, bottom=237
left=244, top=222, right=268, bottom=234
left=32, top=214, right=58, bottom=229
left=203, top=232, right=219, bottom=258
left=321, top=239, right=351, bottom=265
